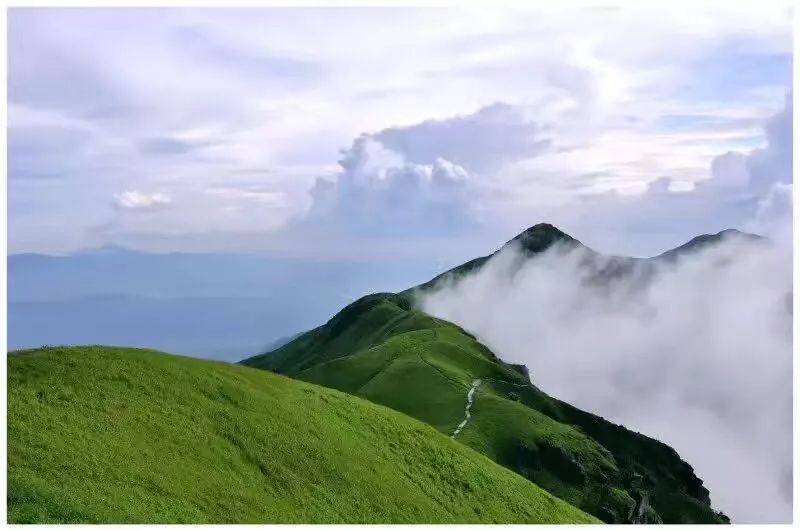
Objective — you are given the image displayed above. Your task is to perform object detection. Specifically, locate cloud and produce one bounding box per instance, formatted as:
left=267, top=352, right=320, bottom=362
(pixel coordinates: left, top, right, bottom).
left=682, top=92, right=792, bottom=237
left=297, top=136, right=478, bottom=238
left=138, top=136, right=215, bottom=156
left=113, top=191, right=173, bottom=210
left=499, top=93, right=793, bottom=257
left=745, top=92, right=793, bottom=194
left=374, top=102, right=550, bottom=174
left=6, top=7, right=792, bottom=255
left=8, top=12, right=126, bottom=118
left=278, top=92, right=791, bottom=261
left=419, top=235, right=792, bottom=522
left=747, top=181, right=793, bottom=240
left=171, top=25, right=326, bottom=90
left=276, top=102, right=552, bottom=252
left=705, top=92, right=792, bottom=195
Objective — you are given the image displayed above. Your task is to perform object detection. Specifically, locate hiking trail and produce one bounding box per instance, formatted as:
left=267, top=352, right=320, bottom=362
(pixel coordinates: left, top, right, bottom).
left=451, top=379, right=481, bottom=438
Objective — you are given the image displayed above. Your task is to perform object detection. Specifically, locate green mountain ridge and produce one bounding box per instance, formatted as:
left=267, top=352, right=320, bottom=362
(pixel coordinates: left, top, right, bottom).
left=8, top=345, right=598, bottom=524
left=410, top=224, right=759, bottom=296
left=243, top=223, right=745, bottom=523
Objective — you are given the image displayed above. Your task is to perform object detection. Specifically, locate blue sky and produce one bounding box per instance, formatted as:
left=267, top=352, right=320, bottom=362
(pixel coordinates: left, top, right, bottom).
left=8, top=6, right=793, bottom=258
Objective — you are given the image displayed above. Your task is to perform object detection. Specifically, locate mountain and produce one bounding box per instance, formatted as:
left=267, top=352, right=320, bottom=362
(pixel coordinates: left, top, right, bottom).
left=408, top=223, right=641, bottom=295
left=411, top=224, right=762, bottom=295
left=656, top=229, right=763, bottom=261
left=242, top=223, right=740, bottom=523
left=7, top=345, right=597, bottom=524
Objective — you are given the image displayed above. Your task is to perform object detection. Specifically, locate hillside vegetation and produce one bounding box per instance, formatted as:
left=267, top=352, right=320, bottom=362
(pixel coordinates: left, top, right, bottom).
left=8, top=345, right=598, bottom=524
left=243, top=224, right=732, bottom=524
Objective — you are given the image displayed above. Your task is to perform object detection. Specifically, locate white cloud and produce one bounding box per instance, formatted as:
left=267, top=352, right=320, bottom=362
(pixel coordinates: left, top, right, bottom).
left=373, top=102, right=549, bottom=174
left=113, top=191, right=173, bottom=210
left=419, top=235, right=792, bottom=522
left=6, top=7, right=792, bottom=256
left=489, top=93, right=793, bottom=257
left=747, top=182, right=793, bottom=240
left=297, top=136, right=478, bottom=238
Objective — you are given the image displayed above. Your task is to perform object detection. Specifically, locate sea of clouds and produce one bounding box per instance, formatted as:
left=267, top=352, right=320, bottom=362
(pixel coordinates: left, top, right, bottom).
left=419, top=234, right=792, bottom=523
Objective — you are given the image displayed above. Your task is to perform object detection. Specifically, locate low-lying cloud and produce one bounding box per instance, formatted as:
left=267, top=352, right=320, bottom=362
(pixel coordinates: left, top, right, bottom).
left=419, top=235, right=792, bottom=523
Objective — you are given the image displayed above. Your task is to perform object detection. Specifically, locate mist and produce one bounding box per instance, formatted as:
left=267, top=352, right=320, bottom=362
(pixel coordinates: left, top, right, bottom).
left=418, top=235, right=792, bottom=523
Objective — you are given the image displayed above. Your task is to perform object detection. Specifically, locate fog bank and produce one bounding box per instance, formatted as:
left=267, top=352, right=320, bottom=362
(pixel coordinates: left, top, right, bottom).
left=419, top=236, right=792, bottom=522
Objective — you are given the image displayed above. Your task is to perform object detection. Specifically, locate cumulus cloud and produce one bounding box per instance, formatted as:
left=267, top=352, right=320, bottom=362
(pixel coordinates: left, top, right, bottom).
left=266, top=92, right=792, bottom=261
left=284, top=102, right=552, bottom=247
left=7, top=8, right=792, bottom=255
left=747, top=181, right=793, bottom=240
left=705, top=97, right=793, bottom=240
left=295, top=135, right=479, bottom=238
left=698, top=92, right=791, bottom=198
left=419, top=235, right=792, bottom=523
left=520, top=93, right=794, bottom=257
left=113, top=191, right=173, bottom=210
left=746, top=92, right=793, bottom=194
left=374, top=102, right=550, bottom=174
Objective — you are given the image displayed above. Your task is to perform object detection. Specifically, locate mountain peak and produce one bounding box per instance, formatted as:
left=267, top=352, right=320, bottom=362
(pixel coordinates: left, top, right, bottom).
left=507, top=223, right=579, bottom=255
left=716, top=228, right=761, bottom=239
left=659, top=228, right=762, bottom=259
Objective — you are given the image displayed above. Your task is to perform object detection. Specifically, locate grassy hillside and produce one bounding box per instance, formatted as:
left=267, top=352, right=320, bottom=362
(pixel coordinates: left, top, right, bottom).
left=8, top=345, right=598, bottom=524
left=243, top=291, right=729, bottom=524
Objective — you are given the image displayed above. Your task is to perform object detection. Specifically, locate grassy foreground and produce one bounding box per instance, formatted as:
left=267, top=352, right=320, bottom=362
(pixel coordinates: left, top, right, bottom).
left=8, top=345, right=598, bottom=524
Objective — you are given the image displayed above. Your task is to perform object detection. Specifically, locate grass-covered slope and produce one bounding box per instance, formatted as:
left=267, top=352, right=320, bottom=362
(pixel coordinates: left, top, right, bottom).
left=242, top=291, right=728, bottom=524
left=8, top=345, right=598, bottom=524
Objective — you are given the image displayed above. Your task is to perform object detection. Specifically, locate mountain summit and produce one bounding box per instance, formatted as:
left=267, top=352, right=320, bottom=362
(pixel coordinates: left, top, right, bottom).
left=505, top=223, right=580, bottom=255
left=412, top=222, right=584, bottom=292
left=658, top=228, right=762, bottom=260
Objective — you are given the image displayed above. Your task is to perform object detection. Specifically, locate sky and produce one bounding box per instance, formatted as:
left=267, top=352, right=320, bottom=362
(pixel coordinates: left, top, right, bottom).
left=8, top=6, right=793, bottom=260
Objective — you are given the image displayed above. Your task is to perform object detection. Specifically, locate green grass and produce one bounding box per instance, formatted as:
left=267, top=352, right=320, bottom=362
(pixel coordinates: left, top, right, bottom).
left=243, top=292, right=728, bottom=524
left=8, top=345, right=599, bottom=524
